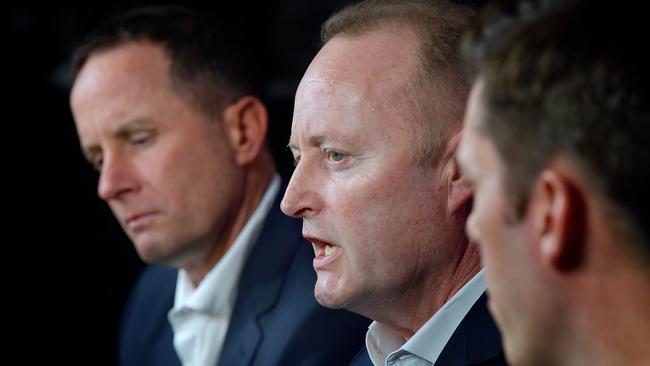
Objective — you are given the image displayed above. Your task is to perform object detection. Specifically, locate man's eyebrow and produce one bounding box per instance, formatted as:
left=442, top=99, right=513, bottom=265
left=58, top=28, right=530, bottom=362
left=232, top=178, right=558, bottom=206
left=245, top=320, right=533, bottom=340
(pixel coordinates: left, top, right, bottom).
left=287, top=135, right=327, bottom=152
left=308, top=135, right=325, bottom=146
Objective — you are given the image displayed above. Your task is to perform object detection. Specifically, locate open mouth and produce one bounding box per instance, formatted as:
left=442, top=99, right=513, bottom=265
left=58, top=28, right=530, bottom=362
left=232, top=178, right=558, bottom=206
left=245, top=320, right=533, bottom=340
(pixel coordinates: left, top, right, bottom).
left=305, top=236, right=341, bottom=269
left=312, top=238, right=335, bottom=256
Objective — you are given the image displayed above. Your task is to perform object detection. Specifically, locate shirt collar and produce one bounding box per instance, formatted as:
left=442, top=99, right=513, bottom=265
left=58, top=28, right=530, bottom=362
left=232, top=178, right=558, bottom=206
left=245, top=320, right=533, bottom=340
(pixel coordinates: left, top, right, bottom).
left=366, top=270, right=486, bottom=365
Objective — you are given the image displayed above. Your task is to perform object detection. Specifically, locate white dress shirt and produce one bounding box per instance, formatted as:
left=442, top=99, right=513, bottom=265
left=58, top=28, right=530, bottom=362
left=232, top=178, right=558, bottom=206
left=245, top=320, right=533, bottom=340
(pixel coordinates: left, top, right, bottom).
left=366, top=270, right=486, bottom=366
left=167, top=175, right=281, bottom=366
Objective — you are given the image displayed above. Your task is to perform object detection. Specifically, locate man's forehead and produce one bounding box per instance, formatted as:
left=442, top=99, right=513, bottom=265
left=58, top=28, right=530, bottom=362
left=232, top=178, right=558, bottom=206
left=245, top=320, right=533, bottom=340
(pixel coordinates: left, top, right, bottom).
left=78, top=42, right=168, bottom=85
left=289, top=28, right=420, bottom=148
left=307, top=28, right=418, bottom=88
left=293, top=49, right=410, bottom=124
left=296, top=76, right=361, bottom=105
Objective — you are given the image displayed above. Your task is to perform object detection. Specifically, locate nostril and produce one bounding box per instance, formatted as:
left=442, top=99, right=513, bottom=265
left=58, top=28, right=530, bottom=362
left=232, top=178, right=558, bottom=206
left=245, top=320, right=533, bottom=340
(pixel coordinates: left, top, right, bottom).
left=293, top=207, right=311, bottom=218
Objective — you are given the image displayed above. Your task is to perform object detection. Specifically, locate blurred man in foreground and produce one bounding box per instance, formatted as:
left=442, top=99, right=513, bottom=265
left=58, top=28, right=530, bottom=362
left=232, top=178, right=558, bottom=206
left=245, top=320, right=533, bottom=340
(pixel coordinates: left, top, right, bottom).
left=459, top=1, right=650, bottom=365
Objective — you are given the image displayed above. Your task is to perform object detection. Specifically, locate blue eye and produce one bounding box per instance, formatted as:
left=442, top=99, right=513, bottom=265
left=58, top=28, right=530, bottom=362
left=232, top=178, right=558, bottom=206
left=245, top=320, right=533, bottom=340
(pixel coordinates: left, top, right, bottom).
left=328, top=151, right=344, bottom=162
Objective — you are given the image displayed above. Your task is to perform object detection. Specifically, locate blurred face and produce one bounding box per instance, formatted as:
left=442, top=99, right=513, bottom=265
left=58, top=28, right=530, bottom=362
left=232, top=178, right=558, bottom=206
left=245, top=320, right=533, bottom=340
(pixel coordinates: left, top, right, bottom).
left=281, top=29, right=454, bottom=314
left=458, top=80, right=564, bottom=366
left=70, top=42, right=242, bottom=267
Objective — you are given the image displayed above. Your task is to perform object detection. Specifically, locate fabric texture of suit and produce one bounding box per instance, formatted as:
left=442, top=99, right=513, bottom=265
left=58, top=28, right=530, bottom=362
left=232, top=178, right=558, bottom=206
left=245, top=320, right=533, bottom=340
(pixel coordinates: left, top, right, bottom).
left=118, top=186, right=370, bottom=366
left=349, top=293, right=507, bottom=366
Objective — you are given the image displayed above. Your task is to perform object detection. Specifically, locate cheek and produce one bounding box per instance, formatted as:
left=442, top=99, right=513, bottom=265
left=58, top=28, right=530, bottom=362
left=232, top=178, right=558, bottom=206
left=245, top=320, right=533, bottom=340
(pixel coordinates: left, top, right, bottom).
left=156, top=138, right=236, bottom=211
left=331, top=169, right=436, bottom=272
left=325, top=184, right=374, bottom=248
left=322, top=173, right=396, bottom=263
left=333, top=167, right=409, bottom=233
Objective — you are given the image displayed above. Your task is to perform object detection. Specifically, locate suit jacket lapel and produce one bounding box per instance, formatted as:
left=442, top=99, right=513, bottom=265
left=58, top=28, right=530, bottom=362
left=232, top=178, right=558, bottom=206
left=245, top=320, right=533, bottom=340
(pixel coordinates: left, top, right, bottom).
left=217, top=186, right=304, bottom=365
left=434, top=292, right=506, bottom=366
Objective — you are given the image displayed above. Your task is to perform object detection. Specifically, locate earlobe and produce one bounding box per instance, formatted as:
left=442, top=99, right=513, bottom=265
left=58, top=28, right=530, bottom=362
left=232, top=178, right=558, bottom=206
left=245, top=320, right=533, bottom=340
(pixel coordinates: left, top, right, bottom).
left=534, top=169, right=586, bottom=272
left=222, top=96, right=269, bottom=166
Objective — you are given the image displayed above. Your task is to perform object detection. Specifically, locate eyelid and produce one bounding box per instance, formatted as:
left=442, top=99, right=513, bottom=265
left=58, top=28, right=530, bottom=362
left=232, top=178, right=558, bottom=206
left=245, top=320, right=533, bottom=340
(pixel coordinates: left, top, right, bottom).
left=127, top=130, right=157, bottom=149
left=130, top=131, right=151, bottom=142
left=89, top=155, right=103, bottom=171
left=324, top=148, right=348, bottom=163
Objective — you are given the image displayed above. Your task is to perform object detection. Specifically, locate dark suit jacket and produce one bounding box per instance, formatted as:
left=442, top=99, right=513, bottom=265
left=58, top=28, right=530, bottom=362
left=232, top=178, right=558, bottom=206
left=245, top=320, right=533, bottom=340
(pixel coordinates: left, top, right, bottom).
left=118, top=188, right=370, bottom=366
left=349, top=293, right=507, bottom=366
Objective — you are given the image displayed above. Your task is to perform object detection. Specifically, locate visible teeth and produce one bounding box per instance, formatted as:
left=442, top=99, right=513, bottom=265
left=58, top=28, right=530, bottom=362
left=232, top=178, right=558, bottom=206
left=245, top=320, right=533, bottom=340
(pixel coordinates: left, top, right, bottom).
left=324, top=244, right=335, bottom=256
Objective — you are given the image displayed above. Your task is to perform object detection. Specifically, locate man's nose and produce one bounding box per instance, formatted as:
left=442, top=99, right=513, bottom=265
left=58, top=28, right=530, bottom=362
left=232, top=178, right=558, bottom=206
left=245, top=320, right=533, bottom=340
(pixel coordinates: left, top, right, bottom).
left=281, top=160, right=322, bottom=219
left=97, top=152, right=137, bottom=201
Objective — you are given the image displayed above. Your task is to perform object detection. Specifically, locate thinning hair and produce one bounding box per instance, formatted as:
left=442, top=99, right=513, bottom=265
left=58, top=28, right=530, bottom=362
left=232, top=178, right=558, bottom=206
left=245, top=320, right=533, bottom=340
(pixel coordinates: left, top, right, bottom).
left=72, top=5, right=262, bottom=120
left=322, top=0, right=474, bottom=167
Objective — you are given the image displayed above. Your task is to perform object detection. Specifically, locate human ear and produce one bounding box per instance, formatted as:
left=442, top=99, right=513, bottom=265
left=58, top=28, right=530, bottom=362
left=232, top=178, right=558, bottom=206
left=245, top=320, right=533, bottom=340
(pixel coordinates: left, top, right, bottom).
left=532, top=168, right=586, bottom=272
left=222, top=96, right=269, bottom=166
left=443, top=131, right=474, bottom=214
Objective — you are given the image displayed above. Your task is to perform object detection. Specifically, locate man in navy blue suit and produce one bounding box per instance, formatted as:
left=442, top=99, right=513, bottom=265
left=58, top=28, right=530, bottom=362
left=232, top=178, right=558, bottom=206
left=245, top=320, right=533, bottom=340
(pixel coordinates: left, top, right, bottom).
left=69, top=6, right=369, bottom=365
left=281, top=1, right=507, bottom=365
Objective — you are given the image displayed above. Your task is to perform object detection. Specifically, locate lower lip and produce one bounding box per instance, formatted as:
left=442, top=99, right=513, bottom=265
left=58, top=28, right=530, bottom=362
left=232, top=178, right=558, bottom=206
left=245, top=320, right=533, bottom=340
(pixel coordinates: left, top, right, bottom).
left=126, top=213, right=156, bottom=230
left=313, top=246, right=342, bottom=269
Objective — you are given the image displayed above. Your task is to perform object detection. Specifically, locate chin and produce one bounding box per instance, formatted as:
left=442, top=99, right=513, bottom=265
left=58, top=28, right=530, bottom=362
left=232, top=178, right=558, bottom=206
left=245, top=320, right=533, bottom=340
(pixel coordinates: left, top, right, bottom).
left=313, top=276, right=350, bottom=309
left=134, top=238, right=169, bottom=264
left=314, top=289, right=343, bottom=310
left=135, top=246, right=164, bottom=264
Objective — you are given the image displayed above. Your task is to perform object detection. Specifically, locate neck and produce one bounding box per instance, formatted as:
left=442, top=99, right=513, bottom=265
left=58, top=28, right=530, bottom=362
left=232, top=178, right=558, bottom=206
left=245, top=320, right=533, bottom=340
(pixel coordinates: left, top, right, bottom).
left=566, top=267, right=650, bottom=366
left=184, top=157, right=275, bottom=286
left=364, top=240, right=481, bottom=340
left=554, top=226, right=650, bottom=366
